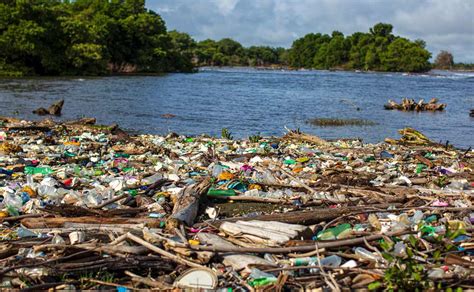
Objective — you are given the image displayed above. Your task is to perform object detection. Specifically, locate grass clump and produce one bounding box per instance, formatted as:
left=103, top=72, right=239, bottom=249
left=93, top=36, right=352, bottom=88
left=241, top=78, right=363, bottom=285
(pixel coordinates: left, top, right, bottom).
left=307, top=118, right=378, bottom=127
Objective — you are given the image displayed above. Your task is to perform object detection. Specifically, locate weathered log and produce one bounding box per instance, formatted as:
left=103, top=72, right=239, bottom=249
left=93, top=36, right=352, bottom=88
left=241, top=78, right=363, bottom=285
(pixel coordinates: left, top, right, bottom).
left=220, top=221, right=308, bottom=245
left=64, top=117, right=96, bottom=125
left=21, top=216, right=162, bottom=228
left=282, top=130, right=327, bottom=146
left=212, top=203, right=402, bottom=227
left=168, top=178, right=211, bottom=227
left=33, top=99, right=64, bottom=116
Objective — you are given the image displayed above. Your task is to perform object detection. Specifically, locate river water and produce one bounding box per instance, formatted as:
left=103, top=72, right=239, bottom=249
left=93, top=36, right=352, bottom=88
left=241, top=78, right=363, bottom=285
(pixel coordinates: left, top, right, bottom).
left=0, top=68, right=473, bottom=148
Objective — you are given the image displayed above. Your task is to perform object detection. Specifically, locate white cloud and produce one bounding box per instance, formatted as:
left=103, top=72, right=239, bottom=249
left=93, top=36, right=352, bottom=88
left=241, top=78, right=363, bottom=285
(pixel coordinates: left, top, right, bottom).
left=147, top=0, right=474, bottom=62
left=211, top=0, right=240, bottom=15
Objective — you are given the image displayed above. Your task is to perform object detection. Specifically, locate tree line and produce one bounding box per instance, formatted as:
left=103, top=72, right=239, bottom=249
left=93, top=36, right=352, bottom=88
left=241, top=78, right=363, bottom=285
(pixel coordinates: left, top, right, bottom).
left=0, top=0, right=464, bottom=76
left=0, top=0, right=194, bottom=76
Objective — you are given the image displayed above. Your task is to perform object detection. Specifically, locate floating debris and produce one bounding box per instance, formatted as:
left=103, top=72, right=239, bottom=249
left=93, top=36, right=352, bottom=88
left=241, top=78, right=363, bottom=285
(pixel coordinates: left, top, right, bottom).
left=384, top=98, right=446, bottom=111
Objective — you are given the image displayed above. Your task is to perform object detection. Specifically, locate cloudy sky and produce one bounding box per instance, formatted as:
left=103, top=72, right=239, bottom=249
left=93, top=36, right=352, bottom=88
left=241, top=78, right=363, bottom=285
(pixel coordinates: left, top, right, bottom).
left=147, top=0, right=474, bottom=62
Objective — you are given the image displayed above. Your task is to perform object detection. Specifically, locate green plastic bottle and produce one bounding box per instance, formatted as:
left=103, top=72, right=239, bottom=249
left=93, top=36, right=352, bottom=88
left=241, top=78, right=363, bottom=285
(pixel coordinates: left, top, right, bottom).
left=207, top=188, right=236, bottom=196
left=24, top=166, right=54, bottom=175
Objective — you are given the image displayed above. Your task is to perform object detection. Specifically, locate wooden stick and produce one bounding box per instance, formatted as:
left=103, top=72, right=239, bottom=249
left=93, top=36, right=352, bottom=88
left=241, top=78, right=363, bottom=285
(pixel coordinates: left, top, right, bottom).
left=208, top=195, right=294, bottom=204
left=93, top=193, right=128, bottom=209
left=189, top=230, right=416, bottom=254
left=125, top=270, right=172, bottom=289
left=125, top=233, right=205, bottom=269
left=278, top=167, right=316, bottom=194
left=85, top=278, right=137, bottom=290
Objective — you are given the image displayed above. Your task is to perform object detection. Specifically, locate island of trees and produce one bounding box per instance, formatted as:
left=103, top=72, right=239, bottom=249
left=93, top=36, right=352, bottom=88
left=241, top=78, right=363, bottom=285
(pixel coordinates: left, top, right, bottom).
left=0, top=0, right=469, bottom=76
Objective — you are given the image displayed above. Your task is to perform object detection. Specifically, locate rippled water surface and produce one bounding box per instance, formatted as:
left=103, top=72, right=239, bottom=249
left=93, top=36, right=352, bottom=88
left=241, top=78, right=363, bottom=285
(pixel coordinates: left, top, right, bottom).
left=0, top=68, right=473, bottom=148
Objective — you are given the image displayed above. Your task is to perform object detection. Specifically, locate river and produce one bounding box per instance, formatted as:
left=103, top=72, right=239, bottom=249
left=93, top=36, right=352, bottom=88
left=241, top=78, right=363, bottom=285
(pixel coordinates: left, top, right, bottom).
left=0, top=68, right=473, bottom=148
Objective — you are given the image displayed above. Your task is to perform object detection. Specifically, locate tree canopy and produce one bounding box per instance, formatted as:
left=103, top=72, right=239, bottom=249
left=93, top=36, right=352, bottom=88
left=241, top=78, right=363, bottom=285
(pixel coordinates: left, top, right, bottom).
left=288, top=23, right=431, bottom=72
left=0, top=3, right=439, bottom=76
left=0, top=0, right=194, bottom=76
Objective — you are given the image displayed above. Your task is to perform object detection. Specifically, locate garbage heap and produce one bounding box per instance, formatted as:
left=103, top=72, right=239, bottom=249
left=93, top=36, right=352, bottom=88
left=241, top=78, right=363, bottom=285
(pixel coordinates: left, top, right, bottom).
left=0, top=117, right=472, bottom=290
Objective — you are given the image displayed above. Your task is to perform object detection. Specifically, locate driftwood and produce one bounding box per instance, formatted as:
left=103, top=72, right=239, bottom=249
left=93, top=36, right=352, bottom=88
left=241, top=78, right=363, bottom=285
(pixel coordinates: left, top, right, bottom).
left=125, top=233, right=206, bottom=269
left=384, top=98, right=446, bottom=111
left=220, top=221, right=308, bottom=246
left=385, top=128, right=432, bottom=145
left=282, top=129, right=327, bottom=146
left=21, top=216, right=162, bottom=228
left=168, top=178, right=211, bottom=227
left=64, top=117, right=96, bottom=125
left=190, top=230, right=416, bottom=254
left=33, top=99, right=64, bottom=116
left=208, top=195, right=296, bottom=204
left=212, top=203, right=403, bottom=227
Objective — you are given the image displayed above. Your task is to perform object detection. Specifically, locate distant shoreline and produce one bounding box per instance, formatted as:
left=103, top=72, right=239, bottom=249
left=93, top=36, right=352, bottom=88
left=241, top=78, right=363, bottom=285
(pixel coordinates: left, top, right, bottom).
left=198, top=65, right=474, bottom=74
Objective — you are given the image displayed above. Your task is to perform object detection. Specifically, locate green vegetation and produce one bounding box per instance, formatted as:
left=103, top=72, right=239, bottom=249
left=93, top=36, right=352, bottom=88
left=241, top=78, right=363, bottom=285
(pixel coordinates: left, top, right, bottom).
left=0, top=0, right=194, bottom=76
left=370, top=223, right=467, bottom=291
left=195, top=38, right=287, bottom=67
left=0, top=1, right=462, bottom=75
left=288, top=23, right=431, bottom=72
left=221, top=128, right=233, bottom=140
left=306, top=118, right=378, bottom=127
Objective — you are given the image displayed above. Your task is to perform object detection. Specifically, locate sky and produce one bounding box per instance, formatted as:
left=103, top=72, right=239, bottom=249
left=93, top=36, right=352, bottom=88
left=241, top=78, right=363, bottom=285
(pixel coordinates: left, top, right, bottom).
left=147, top=0, right=474, bottom=63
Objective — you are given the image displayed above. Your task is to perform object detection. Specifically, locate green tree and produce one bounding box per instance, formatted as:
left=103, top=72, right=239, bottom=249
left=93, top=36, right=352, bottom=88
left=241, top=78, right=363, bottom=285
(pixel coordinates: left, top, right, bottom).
left=0, top=0, right=195, bottom=76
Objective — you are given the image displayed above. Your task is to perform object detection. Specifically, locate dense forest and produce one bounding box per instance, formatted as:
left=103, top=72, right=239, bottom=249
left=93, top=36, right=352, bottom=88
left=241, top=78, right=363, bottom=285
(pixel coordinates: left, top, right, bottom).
left=0, top=0, right=195, bottom=76
left=0, top=0, right=462, bottom=76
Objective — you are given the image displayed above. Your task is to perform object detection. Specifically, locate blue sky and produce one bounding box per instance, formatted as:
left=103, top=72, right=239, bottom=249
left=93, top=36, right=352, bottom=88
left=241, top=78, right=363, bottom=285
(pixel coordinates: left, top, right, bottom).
left=147, top=0, right=474, bottom=62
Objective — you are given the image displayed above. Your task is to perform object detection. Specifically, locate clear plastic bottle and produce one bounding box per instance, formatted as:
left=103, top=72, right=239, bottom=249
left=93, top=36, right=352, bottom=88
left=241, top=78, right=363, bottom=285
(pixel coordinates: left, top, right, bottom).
left=37, top=185, right=60, bottom=204
left=308, top=255, right=342, bottom=273
left=354, top=247, right=383, bottom=262
left=211, top=164, right=224, bottom=178
left=3, top=192, right=23, bottom=210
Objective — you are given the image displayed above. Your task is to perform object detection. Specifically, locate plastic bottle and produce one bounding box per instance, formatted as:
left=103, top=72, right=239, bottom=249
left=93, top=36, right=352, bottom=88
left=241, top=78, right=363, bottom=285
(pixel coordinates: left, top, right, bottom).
left=3, top=192, right=23, bottom=211
left=248, top=268, right=277, bottom=287
left=142, top=173, right=163, bottom=185
left=207, top=188, right=236, bottom=197
left=446, top=179, right=469, bottom=190
left=308, top=255, right=342, bottom=273
left=0, top=168, right=13, bottom=176
left=211, top=164, right=224, bottom=178
left=410, top=210, right=424, bottom=224
left=37, top=185, right=60, bottom=204
left=393, top=241, right=406, bottom=257
left=354, top=247, right=383, bottom=262
left=24, top=166, right=54, bottom=175
left=290, top=256, right=317, bottom=266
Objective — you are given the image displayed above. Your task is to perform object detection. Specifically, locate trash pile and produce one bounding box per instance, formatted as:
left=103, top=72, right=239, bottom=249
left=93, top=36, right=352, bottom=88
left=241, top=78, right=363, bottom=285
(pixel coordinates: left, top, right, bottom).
left=384, top=98, right=446, bottom=111
left=0, top=117, right=472, bottom=290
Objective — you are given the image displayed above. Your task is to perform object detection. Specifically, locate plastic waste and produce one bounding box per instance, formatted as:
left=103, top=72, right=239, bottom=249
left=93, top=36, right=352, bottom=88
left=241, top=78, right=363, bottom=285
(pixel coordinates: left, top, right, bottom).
left=248, top=268, right=278, bottom=287
left=354, top=247, right=383, bottom=262
left=207, top=188, right=236, bottom=196
left=317, top=223, right=352, bottom=240
left=393, top=241, right=407, bottom=257
left=174, top=268, right=218, bottom=289
left=24, top=166, right=54, bottom=175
